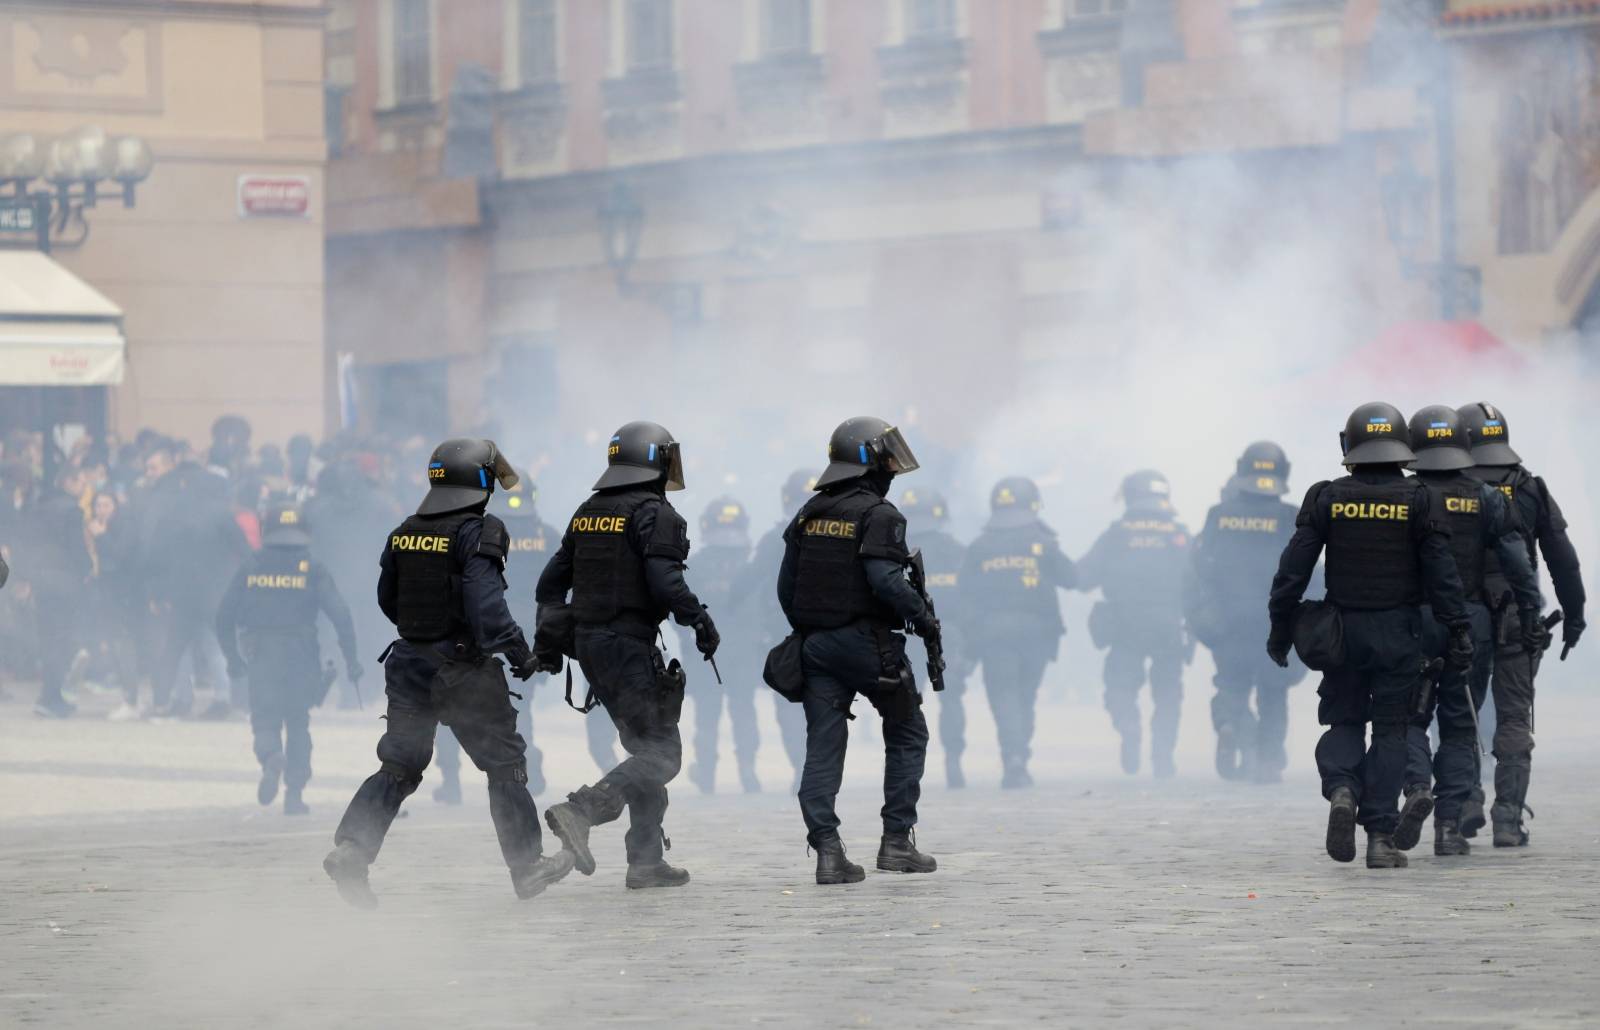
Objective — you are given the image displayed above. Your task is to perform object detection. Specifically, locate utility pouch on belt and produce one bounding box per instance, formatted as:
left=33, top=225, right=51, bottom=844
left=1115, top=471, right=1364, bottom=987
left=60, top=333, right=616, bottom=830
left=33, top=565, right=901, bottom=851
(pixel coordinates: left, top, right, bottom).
left=1087, top=601, right=1114, bottom=651
left=652, top=650, right=687, bottom=724
left=430, top=653, right=508, bottom=727
left=763, top=632, right=807, bottom=703
left=534, top=601, right=578, bottom=660
left=1292, top=600, right=1345, bottom=671
left=870, top=628, right=921, bottom=723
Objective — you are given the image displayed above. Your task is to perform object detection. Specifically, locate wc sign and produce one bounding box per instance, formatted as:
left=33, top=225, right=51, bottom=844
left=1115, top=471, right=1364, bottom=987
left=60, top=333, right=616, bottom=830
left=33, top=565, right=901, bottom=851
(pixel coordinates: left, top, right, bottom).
left=237, top=174, right=311, bottom=219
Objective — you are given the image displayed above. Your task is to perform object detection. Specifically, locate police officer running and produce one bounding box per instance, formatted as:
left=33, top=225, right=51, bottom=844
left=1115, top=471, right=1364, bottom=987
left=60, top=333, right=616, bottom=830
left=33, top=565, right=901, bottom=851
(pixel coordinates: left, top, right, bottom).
left=900, top=488, right=973, bottom=788
left=676, top=496, right=761, bottom=793
left=1268, top=403, right=1471, bottom=869
left=433, top=476, right=554, bottom=803
left=1457, top=402, right=1586, bottom=848
left=322, top=440, right=570, bottom=907
left=536, top=422, right=718, bottom=889
left=1187, top=443, right=1305, bottom=783
left=960, top=478, right=1076, bottom=788
left=1076, top=471, right=1191, bottom=778
left=778, top=417, right=938, bottom=884
left=1400, top=406, right=1540, bottom=856
left=216, top=498, right=360, bottom=815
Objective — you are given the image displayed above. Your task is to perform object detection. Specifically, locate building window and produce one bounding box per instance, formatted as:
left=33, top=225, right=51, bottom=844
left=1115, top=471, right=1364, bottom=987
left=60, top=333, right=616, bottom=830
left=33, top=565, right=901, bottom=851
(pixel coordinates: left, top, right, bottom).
left=763, top=0, right=811, bottom=56
left=1068, top=0, right=1126, bottom=17
left=906, top=0, right=957, bottom=39
left=519, top=0, right=558, bottom=84
left=627, top=0, right=674, bottom=72
left=394, top=0, right=433, bottom=103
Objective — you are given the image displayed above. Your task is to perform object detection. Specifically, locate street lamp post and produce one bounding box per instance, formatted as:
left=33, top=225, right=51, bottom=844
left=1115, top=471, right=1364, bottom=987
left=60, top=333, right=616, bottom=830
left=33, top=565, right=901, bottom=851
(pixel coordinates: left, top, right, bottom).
left=597, top=181, right=702, bottom=325
left=0, top=127, right=153, bottom=253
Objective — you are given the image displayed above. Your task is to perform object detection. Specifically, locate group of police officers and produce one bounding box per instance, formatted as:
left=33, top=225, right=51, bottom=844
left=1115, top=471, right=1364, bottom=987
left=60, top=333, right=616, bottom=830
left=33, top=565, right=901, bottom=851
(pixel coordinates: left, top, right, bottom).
left=200, top=399, right=1585, bottom=902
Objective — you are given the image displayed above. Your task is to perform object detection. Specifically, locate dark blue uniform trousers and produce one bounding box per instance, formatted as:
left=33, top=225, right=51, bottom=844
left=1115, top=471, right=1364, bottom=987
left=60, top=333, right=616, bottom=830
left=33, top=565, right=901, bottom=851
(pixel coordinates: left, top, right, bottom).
left=1405, top=602, right=1492, bottom=822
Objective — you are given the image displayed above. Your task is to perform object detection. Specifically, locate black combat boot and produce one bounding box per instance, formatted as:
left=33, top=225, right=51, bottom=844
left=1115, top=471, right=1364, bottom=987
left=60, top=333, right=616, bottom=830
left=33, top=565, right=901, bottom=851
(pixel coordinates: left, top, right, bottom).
left=1152, top=753, right=1176, bottom=780
left=813, top=834, right=865, bottom=885
left=1458, top=789, right=1486, bottom=839
left=1365, top=833, right=1408, bottom=869
left=283, top=788, right=309, bottom=816
left=545, top=784, right=621, bottom=876
left=1326, top=786, right=1357, bottom=863
left=510, top=849, right=575, bottom=900
left=1434, top=819, right=1470, bottom=856
left=1394, top=785, right=1434, bottom=851
left=626, top=862, right=692, bottom=889
left=1119, top=735, right=1140, bottom=776
left=738, top=763, right=762, bottom=794
left=431, top=777, right=462, bottom=806
left=258, top=754, right=283, bottom=806
left=1215, top=725, right=1242, bottom=781
left=689, top=762, right=715, bottom=795
left=945, top=754, right=965, bottom=790
left=1000, top=757, right=1032, bottom=790
left=322, top=841, right=378, bottom=910
left=877, top=831, right=937, bottom=873
left=1492, top=820, right=1529, bottom=848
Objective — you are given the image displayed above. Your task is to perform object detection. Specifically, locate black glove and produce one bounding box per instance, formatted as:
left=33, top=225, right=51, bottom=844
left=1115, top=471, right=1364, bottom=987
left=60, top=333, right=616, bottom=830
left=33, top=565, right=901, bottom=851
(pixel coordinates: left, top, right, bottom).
left=1562, top=616, right=1584, bottom=661
left=533, top=649, right=563, bottom=675
left=506, top=647, right=539, bottom=682
left=1266, top=624, right=1292, bottom=668
left=693, top=613, right=721, bottom=659
left=1446, top=624, right=1475, bottom=670
left=911, top=610, right=940, bottom=641
left=1519, top=609, right=1552, bottom=655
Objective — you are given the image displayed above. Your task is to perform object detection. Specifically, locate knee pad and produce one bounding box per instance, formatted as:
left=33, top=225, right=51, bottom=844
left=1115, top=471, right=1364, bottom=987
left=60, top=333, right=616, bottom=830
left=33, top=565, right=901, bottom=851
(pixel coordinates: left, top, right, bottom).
left=486, top=762, right=529, bottom=785
left=379, top=760, right=425, bottom=791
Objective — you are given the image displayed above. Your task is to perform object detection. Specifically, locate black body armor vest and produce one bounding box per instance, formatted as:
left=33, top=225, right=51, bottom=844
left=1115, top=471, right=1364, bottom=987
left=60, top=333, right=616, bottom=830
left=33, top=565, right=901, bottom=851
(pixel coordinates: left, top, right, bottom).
left=964, top=524, right=1062, bottom=629
left=570, top=489, right=660, bottom=625
left=237, top=547, right=319, bottom=634
left=789, top=488, right=897, bottom=630
left=912, top=529, right=964, bottom=602
left=1468, top=465, right=1538, bottom=580
left=1322, top=477, right=1422, bottom=610
left=1200, top=496, right=1296, bottom=616
left=390, top=511, right=473, bottom=642
left=1424, top=473, right=1489, bottom=601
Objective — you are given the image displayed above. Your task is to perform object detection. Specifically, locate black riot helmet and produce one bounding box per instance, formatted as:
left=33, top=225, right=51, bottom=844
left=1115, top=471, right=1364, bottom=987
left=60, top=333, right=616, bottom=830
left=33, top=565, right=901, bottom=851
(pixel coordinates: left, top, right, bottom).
left=261, top=497, right=311, bottom=547
left=900, top=487, right=951, bottom=529
left=1406, top=405, right=1473, bottom=472
left=1118, top=469, right=1173, bottom=512
left=1456, top=401, right=1521, bottom=467
left=1339, top=402, right=1415, bottom=467
left=781, top=469, right=819, bottom=511
left=1232, top=441, right=1290, bottom=497
left=989, top=476, right=1042, bottom=528
left=700, top=495, right=750, bottom=547
left=814, top=417, right=920, bottom=490
left=491, top=471, right=538, bottom=517
left=595, top=421, right=685, bottom=492
left=418, top=438, right=519, bottom=516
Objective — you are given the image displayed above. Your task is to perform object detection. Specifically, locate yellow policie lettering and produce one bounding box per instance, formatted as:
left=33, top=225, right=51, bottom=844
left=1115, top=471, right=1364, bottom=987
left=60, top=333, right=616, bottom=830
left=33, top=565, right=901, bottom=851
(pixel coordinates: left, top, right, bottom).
left=510, top=536, right=547, bottom=552
left=1330, top=502, right=1409, bottom=520
left=247, top=574, right=307, bottom=590
left=1121, top=520, right=1176, bottom=533
left=391, top=534, right=451, bottom=552
left=1217, top=516, right=1278, bottom=532
left=1445, top=496, right=1481, bottom=514
left=927, top=573, right=958, bottom=588
left=803, top=518, right=857, bottom=539
left=981, top=556, right=1038, bottom=574
left=572, top=515, right=628, bottom=534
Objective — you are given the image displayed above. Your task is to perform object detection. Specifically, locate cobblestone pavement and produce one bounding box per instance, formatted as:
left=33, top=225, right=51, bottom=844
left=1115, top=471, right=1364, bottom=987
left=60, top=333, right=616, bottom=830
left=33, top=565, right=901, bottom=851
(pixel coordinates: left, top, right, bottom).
left=3, top=688, right=1598, bottom=1029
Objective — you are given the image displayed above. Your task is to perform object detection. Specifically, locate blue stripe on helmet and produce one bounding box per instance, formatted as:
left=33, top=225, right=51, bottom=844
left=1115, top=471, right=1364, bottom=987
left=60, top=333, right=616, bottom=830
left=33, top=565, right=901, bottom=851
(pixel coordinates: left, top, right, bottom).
left=648, top=443, right=657, bottom=462
left=479, top=468, right=488, bottom=488
left=858, top=444, right=868, bottom=464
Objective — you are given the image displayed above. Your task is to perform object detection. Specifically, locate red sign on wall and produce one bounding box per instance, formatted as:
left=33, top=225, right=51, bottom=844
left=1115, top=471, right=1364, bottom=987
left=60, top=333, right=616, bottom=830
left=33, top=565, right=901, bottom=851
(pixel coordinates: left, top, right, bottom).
left=237, top=175, right=311, bottom=219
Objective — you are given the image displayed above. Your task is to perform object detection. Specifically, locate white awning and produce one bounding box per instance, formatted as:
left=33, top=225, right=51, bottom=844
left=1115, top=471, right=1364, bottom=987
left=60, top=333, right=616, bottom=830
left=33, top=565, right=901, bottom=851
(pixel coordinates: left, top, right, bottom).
left=0, top=251, right=125, bottom=386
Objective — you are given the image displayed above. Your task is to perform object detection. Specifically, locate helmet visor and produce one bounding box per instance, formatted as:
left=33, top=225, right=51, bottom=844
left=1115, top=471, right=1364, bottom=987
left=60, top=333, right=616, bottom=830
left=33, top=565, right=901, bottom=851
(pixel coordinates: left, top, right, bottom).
left=485, top=441, right=520, bottom=490
left=877, top=427, right=920, bottom=475
left=664, top=442, right=686, bottom=492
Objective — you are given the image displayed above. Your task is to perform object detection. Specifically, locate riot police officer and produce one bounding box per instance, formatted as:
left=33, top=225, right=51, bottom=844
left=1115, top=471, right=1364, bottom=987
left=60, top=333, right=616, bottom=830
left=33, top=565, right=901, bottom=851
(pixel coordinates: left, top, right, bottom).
left=900, top=488, right=972, bottom=788
left=960, top=478, right=1076, bottom=788
left=729, top=469, right=818, bottom=790
left=1187, top=443, right=1305, bottom=784
left=1401, top=406, right=1540, bottom=855
left=675, top=496, right=761, bottom=793
left=778, top=417, right=938, bottom=884
left=322, top=440, right=570, bottom=907
left=535, top=422, right=718, bottom=889
left=1458, top=402, right=1586, bottom=848
left=1077, top=470, right=1190, bottom=778
left=433, top=475, right=555, bottom=803
left=216, top=498, right=360, bottom=815
left=1269, top=403, right=1471, bottom=869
